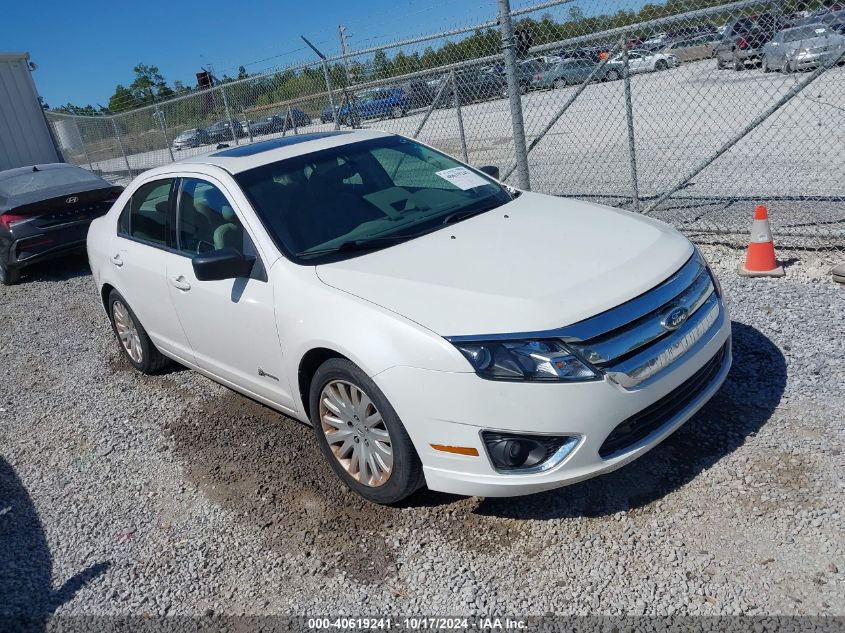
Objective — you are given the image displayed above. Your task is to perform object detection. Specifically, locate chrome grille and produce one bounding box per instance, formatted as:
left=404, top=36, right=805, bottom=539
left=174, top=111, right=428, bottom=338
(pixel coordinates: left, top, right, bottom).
left=598, top=342, right=729, bottom=458
left=561, top=251, right=721, bottom=389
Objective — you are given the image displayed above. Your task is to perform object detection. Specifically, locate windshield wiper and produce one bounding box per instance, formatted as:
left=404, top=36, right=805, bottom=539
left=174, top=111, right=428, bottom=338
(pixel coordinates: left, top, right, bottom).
left=295, top=234, right=420, bottom=258
left=441, top=201, right=505, bottom=225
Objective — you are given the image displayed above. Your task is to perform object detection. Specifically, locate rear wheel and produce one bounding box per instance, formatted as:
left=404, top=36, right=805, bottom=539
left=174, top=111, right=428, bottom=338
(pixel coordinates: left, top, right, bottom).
left=309, top=358, right=424, bottom=504
left=552, top=78, right=566, bottom=90
left=605, top=69, right=621, bottom=81
left=108, top=290, right=169, bottom=374
left=390, top=105, right=404, bottom=119
left=655, top=59, right=668, bottom=71
left=0, top=259, right=20, bottom=286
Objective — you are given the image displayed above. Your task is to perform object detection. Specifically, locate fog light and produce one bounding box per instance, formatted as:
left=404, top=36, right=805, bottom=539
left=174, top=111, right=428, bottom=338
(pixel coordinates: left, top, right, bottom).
left=482, top=432, right=578, bottom=473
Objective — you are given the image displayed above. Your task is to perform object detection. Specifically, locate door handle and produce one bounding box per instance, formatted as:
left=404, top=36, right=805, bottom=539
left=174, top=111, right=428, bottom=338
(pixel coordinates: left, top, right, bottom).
left=170, top=276, right=191, bottom=291
left=111, top=254, right=123, bottom=267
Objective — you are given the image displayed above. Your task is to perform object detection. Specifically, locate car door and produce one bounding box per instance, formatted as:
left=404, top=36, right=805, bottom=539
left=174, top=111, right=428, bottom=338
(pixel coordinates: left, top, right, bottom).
left=627, top=51, right=649, bottom=73
left=165, top=175, right=295, bottom=409
left=111, top=178, right=196, bottom=364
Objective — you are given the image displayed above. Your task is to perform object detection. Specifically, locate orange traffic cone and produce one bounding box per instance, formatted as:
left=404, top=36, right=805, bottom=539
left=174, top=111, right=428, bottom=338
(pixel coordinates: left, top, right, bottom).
left=738, top=205, right=784, bottom=278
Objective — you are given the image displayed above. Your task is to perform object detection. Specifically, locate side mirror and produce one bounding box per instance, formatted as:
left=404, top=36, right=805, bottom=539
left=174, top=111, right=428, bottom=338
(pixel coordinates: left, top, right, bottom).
left=192, top=248, right=254, bottom=281
left=478, top=164, right=500, bottom=179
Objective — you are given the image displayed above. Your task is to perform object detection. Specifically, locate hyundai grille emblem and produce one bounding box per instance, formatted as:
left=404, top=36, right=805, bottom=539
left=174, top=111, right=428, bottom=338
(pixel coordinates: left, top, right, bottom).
left=66, top=196, right=79, bottom=204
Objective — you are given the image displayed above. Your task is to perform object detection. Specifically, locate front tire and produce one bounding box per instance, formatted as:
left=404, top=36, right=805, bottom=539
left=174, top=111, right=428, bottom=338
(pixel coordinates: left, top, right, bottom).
left=655, top=59, right=668, bottom=71
left=552, top=78, right=566, bottom=90
left=108, top=290, right=169, bottom=374
left=605, top=69, right=621, bottom=81
left=390, top=105, right=404, bottom=119
left=309, top=358, right=424, bottom=504
left=0, top=259, right=20, bottom=286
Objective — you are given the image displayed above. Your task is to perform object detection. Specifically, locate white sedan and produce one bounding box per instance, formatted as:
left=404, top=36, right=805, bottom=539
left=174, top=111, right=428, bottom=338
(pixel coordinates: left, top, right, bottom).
left=606, top=48, right=678, bottom=78
left=87, top=130, right=731, bottom=504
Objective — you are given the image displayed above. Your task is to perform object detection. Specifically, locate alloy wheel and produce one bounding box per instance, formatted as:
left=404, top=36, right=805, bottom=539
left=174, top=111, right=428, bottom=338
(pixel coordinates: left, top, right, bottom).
left=319, top=380, right=393, bottom=487
left=113, top=300, right=143, bottom=364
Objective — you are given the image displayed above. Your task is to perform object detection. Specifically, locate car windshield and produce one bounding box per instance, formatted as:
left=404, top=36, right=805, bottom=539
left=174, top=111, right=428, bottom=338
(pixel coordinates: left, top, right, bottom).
left=0, top=166, right=103, bottom=198
left=234, top=136, right=512, bottom=262
left=784, top=25, right=829, bottom=40
left=177, top=129, right=197, bottom=138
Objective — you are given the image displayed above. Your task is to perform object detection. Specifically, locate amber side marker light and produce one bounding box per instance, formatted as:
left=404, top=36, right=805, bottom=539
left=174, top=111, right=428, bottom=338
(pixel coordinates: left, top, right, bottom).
left=431, top=444, right=479, bottom=456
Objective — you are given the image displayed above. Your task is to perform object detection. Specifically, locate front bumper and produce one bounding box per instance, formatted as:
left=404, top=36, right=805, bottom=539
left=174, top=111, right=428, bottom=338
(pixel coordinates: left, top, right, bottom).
left=790, top=49, right=841, bottom=69
left=373, top=302, right=731, bottom=497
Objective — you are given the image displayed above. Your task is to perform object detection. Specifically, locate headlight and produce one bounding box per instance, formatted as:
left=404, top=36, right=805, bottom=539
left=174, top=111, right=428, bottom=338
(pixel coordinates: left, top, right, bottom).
left=452, top=339, right=599, bottom=382
left=695, top=245, right=722, bottom=298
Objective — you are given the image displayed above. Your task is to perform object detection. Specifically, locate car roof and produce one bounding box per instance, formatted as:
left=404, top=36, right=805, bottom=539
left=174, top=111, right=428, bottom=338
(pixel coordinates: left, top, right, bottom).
left=169, top=129, right=393, bottom=175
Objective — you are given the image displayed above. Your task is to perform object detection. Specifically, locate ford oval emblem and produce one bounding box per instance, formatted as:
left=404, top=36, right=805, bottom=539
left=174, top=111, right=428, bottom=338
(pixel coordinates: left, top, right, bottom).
left=660, top=306, right=689, bottom=331
left=66, top=196, right=79, bottom=204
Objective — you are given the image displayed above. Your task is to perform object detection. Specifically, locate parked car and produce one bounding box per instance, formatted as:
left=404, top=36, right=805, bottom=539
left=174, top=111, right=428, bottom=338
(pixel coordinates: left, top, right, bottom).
left=491, top=59, right=555, bottom=96
left=172, top=128, right=211, bottom=151
left=398, top=80, right=436, bottom=109
left=531, top=58, right=609, bottom=89
left=341, top=88, right=409, bottom=123
left=87, top=129, right=731, bottom=504
left=641, top=32, right=671, bottom=51
left=438, top=67, right=505, bottom=105
left=243, top=118, right=273, bottom=137
left=0, top=164, right=122, bottom=285
left=803, top=8, right=845, bottom=34
left=283, top=108, right=312, bottom=129
left=715, top=14, right=784, bottom=69
left=320, top=104, right=340, bottom=123
left=762, top=23, right=845, bottom=71
left=207, top=119, right=245, bottom=143
left=604, top=49, right=677, bottom=79
left=662, top=33, right=722, bottom=62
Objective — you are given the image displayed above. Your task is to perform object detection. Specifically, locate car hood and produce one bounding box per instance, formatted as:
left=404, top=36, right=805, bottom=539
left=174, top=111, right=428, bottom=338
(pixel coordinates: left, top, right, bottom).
left=315, top=192, right=693, bottom=336
left=784, top=34, right=843, bottom=49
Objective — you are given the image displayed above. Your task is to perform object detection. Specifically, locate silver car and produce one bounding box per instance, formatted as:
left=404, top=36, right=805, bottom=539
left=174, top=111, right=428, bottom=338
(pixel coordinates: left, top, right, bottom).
left=762, top=24, right=845, bottom=72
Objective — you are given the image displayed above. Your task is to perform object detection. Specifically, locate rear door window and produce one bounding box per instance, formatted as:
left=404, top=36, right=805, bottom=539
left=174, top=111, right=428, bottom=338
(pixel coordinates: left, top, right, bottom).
left=118, top=179, right=174, bottom=247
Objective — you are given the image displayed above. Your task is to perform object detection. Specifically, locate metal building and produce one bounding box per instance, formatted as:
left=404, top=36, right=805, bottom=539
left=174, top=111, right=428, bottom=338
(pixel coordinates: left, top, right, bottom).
left=0, top=52, right=60, bottom=171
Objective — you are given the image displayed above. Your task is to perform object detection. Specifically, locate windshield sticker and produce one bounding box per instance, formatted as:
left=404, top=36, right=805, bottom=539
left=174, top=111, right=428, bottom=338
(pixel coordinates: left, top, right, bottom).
left=435, top=167, right=489, bottom=190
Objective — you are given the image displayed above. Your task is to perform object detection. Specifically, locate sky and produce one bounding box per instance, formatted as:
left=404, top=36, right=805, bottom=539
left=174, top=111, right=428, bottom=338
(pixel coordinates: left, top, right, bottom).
left=6, top=0, right=642, bottom=109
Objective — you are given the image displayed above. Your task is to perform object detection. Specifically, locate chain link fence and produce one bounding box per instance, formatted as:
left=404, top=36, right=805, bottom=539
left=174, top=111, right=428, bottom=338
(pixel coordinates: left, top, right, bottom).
left=45, top=0, right=845, bottom=251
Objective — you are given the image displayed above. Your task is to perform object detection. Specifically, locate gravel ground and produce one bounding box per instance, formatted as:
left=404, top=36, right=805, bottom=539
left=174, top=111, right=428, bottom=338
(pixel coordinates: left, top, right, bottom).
left=1, top=244, right=843, bottom=621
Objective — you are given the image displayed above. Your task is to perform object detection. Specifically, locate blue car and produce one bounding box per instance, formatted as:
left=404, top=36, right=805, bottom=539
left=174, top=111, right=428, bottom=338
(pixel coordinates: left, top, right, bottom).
left=341, top=87, right=409, bottom=123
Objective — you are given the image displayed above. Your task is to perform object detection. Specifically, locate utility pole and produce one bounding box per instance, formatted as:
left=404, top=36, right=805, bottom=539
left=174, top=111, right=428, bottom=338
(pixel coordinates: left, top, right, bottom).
left=301, top=35, right=340, bottom=131
left=338, top=25, right=352, bottom=85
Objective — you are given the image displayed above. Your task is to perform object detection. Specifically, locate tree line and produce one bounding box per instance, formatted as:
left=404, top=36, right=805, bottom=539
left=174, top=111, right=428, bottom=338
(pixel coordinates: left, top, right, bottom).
left=50, top=0, right=817, bottom=121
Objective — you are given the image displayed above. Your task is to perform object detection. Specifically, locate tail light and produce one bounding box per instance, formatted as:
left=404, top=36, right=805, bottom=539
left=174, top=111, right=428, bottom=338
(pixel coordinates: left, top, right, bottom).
left=737, top=36, right=748, bottom=49
left=0, top=212, right=30, bottom=231
left=535, top=74, right=541, bottom=80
